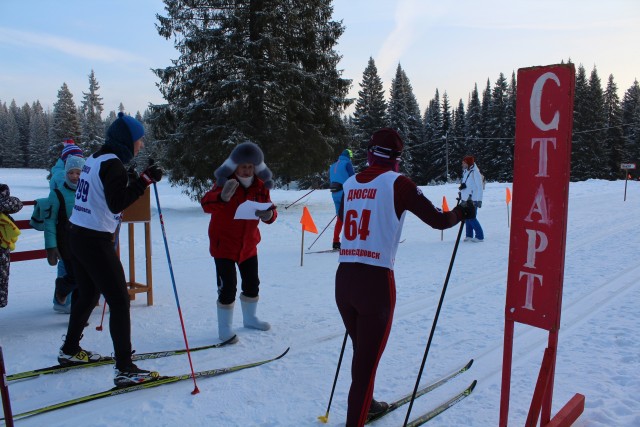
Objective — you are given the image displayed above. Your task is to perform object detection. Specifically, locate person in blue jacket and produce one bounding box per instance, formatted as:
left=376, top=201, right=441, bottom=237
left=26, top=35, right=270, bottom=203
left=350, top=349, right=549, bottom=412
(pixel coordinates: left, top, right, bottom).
left=44, top=155, right=85, bottom=314
left=48, top=139, right=84, bottom=299
left=328, top=149, right=355, bottom=250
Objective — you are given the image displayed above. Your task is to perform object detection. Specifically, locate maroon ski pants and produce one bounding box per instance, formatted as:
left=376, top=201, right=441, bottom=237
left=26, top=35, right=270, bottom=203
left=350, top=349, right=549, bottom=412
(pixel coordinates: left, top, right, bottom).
left=335, top=262, right=396, bottom=427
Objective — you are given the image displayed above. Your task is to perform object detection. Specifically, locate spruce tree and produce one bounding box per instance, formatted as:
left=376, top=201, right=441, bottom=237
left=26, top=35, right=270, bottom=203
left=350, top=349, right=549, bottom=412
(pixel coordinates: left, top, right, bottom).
left=465, top=84, right=482, bottom=160
left=387, top=64, right=421, bottom=179
left=352, top=57, right=387, bottom=171
left=603, top=74, right=624, bottom=179
left=13, top=102, right=31, bottom=167
left=152, top=0, right=351, bottom=197
left=571, top=64, right=590, bottom=180
left=104, top=110, right=118, bottom=130
left=621, top=80, right=640, bottom=164
left=51, top=83, right=81, bottom=166
left=586, top=67, right=607, bottom=178
left=28, top=101, right=50, bottom=169
left=80, top=70, right=105, bottom=155
left=402, top=70, right=423, bottom=180
left=0, top=101, right=22, bottom=168
left=448, top=99, right=466, bottom=181
left=423, top=90, right=442, bottom=145
left=484, top=73, right=510, bottom=180
left=419, top=90, right=443, bottom=183
left=439, top=92, right=452, bottom=181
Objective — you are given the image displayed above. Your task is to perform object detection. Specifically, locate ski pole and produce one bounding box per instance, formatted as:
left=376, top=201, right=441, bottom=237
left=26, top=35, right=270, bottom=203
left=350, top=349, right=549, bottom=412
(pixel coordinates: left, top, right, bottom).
left=284, top=188, right=316, bottom=210
left=152, top=181, right=200, bottom=395
left=317, top=331, right=348, bottom=423
left=402, top=202, right=467, bottom=426
left=0, top=346, right=14, bottom=427
left=307, top=215, right=337, bottom=250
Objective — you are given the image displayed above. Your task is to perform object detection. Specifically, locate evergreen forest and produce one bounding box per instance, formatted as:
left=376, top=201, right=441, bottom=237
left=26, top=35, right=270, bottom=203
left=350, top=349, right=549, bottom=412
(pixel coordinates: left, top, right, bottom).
left=1, top=2, right=639, bottom=197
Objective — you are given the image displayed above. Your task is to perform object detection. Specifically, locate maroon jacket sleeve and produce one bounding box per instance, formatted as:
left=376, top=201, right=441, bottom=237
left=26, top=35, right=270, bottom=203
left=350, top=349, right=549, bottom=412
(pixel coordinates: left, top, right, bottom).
left=393, top=175, right=463, bottom=230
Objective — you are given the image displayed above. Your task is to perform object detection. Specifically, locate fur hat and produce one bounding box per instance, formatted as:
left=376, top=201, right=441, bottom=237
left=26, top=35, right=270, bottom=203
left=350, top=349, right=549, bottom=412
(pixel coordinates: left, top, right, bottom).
left=214, top=141, right=273, bottom=189
left=368, top=128, right=403, bottom=159
left=61, top=141, right=83, bottom=162
left=463, top=155, right=475, bottom=166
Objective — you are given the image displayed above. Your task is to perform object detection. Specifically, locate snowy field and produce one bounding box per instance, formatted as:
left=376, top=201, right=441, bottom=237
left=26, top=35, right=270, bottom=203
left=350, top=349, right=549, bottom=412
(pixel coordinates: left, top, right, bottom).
left=0, top=168, right=639, bottom=426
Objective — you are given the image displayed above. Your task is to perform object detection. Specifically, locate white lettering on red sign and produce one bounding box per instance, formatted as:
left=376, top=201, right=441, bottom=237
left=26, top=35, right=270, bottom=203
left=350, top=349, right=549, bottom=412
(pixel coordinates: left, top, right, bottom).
left=517, top=72, right=561, bottom=312
left=530, top=72, right=560, bottom=131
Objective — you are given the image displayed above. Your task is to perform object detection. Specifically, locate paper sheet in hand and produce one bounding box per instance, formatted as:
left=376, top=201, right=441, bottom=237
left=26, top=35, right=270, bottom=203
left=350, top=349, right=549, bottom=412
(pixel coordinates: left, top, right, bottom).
left=234, top=201, right=274, bottom=220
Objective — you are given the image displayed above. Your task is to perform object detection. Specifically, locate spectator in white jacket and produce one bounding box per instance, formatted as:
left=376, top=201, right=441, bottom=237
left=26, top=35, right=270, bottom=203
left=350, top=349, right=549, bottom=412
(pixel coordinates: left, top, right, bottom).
left=459, top=155, right=484, bottom=242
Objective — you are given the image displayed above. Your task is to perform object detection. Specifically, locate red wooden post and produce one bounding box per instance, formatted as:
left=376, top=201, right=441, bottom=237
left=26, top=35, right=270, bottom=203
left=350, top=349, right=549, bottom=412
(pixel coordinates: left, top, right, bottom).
left=0, top=347, right=14, bottom=427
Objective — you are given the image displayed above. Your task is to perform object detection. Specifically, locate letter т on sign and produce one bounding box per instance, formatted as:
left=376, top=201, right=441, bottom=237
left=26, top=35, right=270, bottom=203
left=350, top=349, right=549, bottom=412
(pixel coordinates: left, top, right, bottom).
left=505, top=64, right=575, bottom=332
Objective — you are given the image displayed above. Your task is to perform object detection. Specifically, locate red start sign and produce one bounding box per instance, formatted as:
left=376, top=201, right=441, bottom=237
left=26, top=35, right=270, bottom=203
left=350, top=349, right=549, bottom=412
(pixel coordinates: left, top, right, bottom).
left=505, top=65, right=575, bottom=331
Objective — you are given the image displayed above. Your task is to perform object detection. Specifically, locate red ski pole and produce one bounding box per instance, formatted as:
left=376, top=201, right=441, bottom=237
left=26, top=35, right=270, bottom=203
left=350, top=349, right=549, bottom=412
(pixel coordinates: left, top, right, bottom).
left=95, top=300, right=107, bottom=331
left=153, top=181, right=200, bottom=394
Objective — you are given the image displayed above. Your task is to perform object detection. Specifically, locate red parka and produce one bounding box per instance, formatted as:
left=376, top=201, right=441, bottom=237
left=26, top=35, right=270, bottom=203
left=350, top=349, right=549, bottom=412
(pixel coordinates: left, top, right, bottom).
left=201, top=176, right=277, bottom=263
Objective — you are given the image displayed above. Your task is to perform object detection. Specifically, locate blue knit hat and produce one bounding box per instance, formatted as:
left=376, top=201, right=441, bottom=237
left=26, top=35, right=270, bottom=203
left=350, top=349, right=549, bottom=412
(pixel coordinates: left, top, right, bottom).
left=105, top=112, right=144, bottom=163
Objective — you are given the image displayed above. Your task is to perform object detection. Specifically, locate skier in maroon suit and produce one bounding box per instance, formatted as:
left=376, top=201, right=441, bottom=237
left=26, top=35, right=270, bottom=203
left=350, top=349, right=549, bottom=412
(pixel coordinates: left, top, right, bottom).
left=335, top=128, right=476, bottom=426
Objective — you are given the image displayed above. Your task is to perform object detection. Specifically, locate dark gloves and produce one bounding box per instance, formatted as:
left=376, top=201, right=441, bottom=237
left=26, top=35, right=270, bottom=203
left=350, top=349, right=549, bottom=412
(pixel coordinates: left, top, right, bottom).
left=140, top=160, right=163, bottom=185
left=46, top=247, right=60, bottom=266
left=476, top=200, right=482, bottom=208
left=220, top=179, right=239, bottom=202
left=456, top=197, right=476, bottom=220
left=255, top=207, right=274, bottom=221
left=458, top=183, right=467, bottom=190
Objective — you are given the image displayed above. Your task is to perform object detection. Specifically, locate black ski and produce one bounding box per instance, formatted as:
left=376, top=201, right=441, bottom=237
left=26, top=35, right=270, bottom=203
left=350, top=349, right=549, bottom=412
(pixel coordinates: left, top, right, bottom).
left=7, top=335, right=237, bottom=382
left=405, top=380, right=477, bottom=426
left=2, top=347, right=289, bottom=421
left=365, top=359, right=473, bottom=424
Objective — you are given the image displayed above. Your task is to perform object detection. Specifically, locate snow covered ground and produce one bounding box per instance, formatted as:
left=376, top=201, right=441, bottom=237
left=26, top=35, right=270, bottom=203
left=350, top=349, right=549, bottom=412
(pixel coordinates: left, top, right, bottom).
left=1, top=168, right=639, bottom=427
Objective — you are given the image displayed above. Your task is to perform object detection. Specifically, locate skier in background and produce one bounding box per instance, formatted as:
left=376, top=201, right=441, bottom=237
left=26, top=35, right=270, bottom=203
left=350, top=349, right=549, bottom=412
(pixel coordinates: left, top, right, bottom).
left=328, top=148, right=355, bottom=250
left=459, top=155, right=484, bottom=242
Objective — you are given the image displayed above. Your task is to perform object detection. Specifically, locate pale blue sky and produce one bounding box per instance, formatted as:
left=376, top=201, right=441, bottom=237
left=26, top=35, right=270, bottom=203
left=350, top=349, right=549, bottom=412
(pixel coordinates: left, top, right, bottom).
left=1, top=0, right=638, bottom=116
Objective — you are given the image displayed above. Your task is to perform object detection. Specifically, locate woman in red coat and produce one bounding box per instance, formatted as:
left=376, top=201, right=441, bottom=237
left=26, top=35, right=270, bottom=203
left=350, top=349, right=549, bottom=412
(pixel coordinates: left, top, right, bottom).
left=201, top=142, right=277, bottom=343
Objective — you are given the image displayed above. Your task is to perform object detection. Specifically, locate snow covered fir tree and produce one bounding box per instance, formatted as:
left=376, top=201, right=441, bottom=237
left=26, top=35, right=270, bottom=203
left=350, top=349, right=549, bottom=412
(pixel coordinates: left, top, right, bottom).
left=0, top=2, right=639, bottom=189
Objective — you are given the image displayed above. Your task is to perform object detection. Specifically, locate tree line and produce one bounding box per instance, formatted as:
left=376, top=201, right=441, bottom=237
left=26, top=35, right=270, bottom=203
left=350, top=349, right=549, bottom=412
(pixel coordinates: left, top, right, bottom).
left=0, top=70, right=159, bottom=172
left=1, top=1, right=639, bottom=195
left=351, top=59, right=640, bottom=184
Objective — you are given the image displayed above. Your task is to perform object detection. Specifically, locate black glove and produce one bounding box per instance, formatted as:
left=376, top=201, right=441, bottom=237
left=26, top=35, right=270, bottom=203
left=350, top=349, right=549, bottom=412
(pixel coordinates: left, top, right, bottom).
left=458, top=183, right=467, bottom=190
left=456, top=201, right=476, bottom=220
left=46, top=247, right=60, bottom=266
left=220, top=179, right=239, bottom=202
left=476, top=200, right=482, bottom=208
left=140, top=160, right=163, bottom=185
left=255, top=208, right=274, bottom=221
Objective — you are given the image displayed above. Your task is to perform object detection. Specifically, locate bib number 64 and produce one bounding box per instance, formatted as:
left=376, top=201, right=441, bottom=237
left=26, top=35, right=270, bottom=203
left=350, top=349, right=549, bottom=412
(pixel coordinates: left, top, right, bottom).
left=344, top=209, right=371, bottom=241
